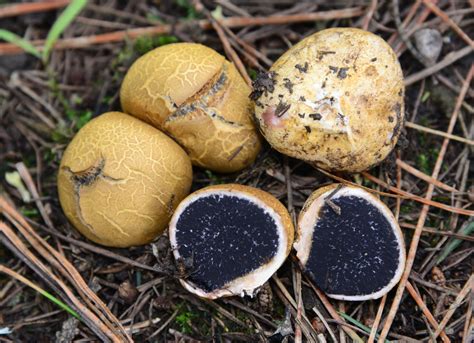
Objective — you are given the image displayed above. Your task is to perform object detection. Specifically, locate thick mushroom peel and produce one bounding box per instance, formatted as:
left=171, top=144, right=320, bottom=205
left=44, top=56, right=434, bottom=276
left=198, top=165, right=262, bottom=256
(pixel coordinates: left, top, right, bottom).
left=169, top=184, right=294, bottom=299
left=120, top=43, right=261, bottom=173
left=57, top=112, right=192, bottom=247
left=253, top=28, right=405, bottom=172
left=294, top=184, right=406, bottom=301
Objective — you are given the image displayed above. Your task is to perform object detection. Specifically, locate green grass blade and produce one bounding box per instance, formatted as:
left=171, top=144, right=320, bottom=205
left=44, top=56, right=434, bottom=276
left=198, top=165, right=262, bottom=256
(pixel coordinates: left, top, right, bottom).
left=437, top=221, right=474, bottom=265
left=42, top=0, right=88, bottom=62
left=338, top=311, right=390, bottom=343
left=0, top=29, right=41, bottom=58
left=39, top=289, right=80, bottom=319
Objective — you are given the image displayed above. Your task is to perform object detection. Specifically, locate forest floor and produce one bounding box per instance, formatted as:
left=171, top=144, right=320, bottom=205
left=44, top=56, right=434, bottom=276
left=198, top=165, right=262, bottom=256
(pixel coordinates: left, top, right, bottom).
left=0, top=0, right=473, bottom=342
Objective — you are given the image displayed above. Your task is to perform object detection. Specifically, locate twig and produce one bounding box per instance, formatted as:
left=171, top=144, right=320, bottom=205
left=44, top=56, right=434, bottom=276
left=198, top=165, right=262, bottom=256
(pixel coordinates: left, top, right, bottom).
left=15, top=162, right=54, bottom=229
left=405, top=121, right=474, bottom=145
left=0, top=0, right=69, bottom=19
left=362, top=0, right=378, bottom=30
left=433, top=275, right=473, bottom=339
left=362, top=171, right=474, bottom=216
left=421, top=0, right=474, bottom=49
left=192, top=0, right=252, bottom=86
left=304, top=276, right=363, bottom=342
left=368, top=295, right=386, bottom=343
left=38, top=225, right=165, bottom=273
left=0, top=197, right=132, bottom=342
left=313, top=307, right=338, bottom=343
left=0, top=8, right=364, bottom=55
left=404, top=46, right=473, bottom=86
left=396, top=159, right=459, bottom=192
left=319, top=169, right=474, bottom=216
left=400, top=223, right=474, bottom=242
left=379, top=64, right=473, bottom=342
left=406, top=281, right=450, bottom=342
left=0, top=222, right=117, bottom=341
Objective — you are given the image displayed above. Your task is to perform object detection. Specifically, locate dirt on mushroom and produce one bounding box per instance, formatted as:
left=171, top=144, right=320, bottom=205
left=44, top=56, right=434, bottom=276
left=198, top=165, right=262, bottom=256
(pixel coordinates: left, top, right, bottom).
left=254, top=28, right=405, bottom=173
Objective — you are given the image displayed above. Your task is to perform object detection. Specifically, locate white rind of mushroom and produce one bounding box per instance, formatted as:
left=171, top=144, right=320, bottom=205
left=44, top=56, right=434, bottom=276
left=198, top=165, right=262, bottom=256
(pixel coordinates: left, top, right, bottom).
left=294, top=184, right=406, bottom=301
left=253, top=28, right=405, bottom=173
left=169, top=184, right=294, bottom=299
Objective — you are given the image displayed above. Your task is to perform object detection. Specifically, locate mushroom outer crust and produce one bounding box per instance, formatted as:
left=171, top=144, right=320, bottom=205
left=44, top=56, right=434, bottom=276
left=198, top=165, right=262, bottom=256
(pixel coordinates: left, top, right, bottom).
left=169, top=184, right=294, bottom=299
left=57, top=112, right=193, bottom=247
left=120, top=43, right=261, bottom=173
left=294, top=184, right=406, bottom=301
left=253, top=28, right=405, bottom=173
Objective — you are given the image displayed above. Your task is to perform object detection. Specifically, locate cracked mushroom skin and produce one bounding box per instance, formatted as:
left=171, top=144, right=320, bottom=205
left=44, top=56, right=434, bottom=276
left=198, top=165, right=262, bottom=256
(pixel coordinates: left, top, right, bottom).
left=169, top=184, right=294, bottom=299
left=57, top=112, right=192, bottom=247
left=253, top=28, right=405, bottom=172
left=120, top=43, right=261, bottom=173
left=294, top=184, right=406, bottom=301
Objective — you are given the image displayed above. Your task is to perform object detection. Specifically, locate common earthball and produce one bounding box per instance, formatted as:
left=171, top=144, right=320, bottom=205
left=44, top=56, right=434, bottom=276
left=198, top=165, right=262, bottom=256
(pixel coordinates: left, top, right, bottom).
left=253, top=28, right=405, bottom=172
left=57, top=112, right=193, bottom=247
left=168, top=184, right=294, bottom=299
left=120, top=43, right=261, bottom=173
left=294, top=184, right=406, bottom=301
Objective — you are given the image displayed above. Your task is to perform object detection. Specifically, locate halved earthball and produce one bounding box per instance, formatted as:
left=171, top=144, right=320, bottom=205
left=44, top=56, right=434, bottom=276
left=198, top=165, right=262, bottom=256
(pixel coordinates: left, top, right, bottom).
left=57, top=112, right=193, bottom=247
left=294, top=184, right=405, bottom=300
left=120, top=42, right=261, bottom=173
left=253, top=28, right=405, bottom=172
left=169, top=184, right=294, bottom=299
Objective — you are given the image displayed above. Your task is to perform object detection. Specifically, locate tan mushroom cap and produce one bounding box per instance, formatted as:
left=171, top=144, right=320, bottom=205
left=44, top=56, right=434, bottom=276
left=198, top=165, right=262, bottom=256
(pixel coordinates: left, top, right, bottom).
left=169, top=184, right=294, bottom=299
left=120, top=43, right=261, bottom=173
left=57, top=112, right=193, bottom=247
left=254, top=28, right=405, bottom=172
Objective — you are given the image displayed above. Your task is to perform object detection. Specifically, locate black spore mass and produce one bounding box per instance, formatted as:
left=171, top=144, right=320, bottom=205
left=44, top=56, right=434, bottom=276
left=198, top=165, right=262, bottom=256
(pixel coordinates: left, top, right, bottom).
left=175, top=194, right=280, bottom=292
left=306, top=195, right=400, bottom=297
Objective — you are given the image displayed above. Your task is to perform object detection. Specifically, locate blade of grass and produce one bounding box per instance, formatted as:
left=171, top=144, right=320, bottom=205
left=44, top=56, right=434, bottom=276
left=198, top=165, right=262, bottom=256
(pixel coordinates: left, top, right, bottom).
left=0, top=29, right=41, bottom=58
left=436, top=221, right=474, bottom=265
left=42, top=0, right=88, bottom=62
left=337, top=311, right=390, bottom=343
left=0, top=265, right=79, bottom=319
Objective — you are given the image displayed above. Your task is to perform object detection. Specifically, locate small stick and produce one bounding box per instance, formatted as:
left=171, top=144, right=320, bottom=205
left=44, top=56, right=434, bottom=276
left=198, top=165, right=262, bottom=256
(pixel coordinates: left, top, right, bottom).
left=396, top=159, right=459, bottom=192
left=404, top=46, right=473, bottom=86
left=362, top=0, right=378, bottom=30
left=362, top=172, right=474, bottom=216
left=304, top=276, right=364, bottom=342
left=406, top=281, right=450, bottom=343
left=400, top=223, right=474, bottom=242
left=15, top=162, right=54, bottom=229
left=387, top=0, right=422, bottom=45
left=313, top=307, right=338, bottom=343
left=0, top=0, right=69, bottom=19
left=367, top=295, right=386, bottom=343
left=191, top=0, right=252, bottom=86
left=405, top=121, right=474, bottom=146
left=421, top=0, right=474, bottom=49
left=379, top=63, right=473, bottom=342
left=0, top=8, right=364, bottom=55
left=433, top=275, right=474, bottom=340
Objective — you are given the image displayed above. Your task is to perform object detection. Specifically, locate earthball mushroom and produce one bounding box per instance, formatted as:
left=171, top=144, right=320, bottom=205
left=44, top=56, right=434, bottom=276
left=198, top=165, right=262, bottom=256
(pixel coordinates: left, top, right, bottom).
left=294, top=184, right=405, bottom=300
left=253, top=28, right=405, bottom=172
left=57, top=112, right=193, bottom=247
left=169, top=184, right=294, bottom=299
left=120, top=43, right=261, bottom=173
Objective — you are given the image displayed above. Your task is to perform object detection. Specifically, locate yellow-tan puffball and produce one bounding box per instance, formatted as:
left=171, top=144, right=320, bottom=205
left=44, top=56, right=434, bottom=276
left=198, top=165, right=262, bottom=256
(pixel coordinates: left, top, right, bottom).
left=253, top=28, right=405, bottom=173
left=57, top=112, right=193, bottom=247
left=120, top=42, right=261, bottom=173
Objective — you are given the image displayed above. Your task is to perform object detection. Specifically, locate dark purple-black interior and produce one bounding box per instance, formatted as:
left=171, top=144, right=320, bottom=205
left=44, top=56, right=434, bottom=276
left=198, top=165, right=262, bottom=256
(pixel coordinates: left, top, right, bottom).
left=305, top=195, right=401, bottom=297
left=174, top=194, right=279, bottom=292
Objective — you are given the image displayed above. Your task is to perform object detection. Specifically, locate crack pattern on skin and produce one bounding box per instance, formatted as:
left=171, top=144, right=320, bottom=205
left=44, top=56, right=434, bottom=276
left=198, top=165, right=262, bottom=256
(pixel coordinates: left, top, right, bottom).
left=62, top=158, right=126, bottom=237
left=165, top=64, right=242, bottom=128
